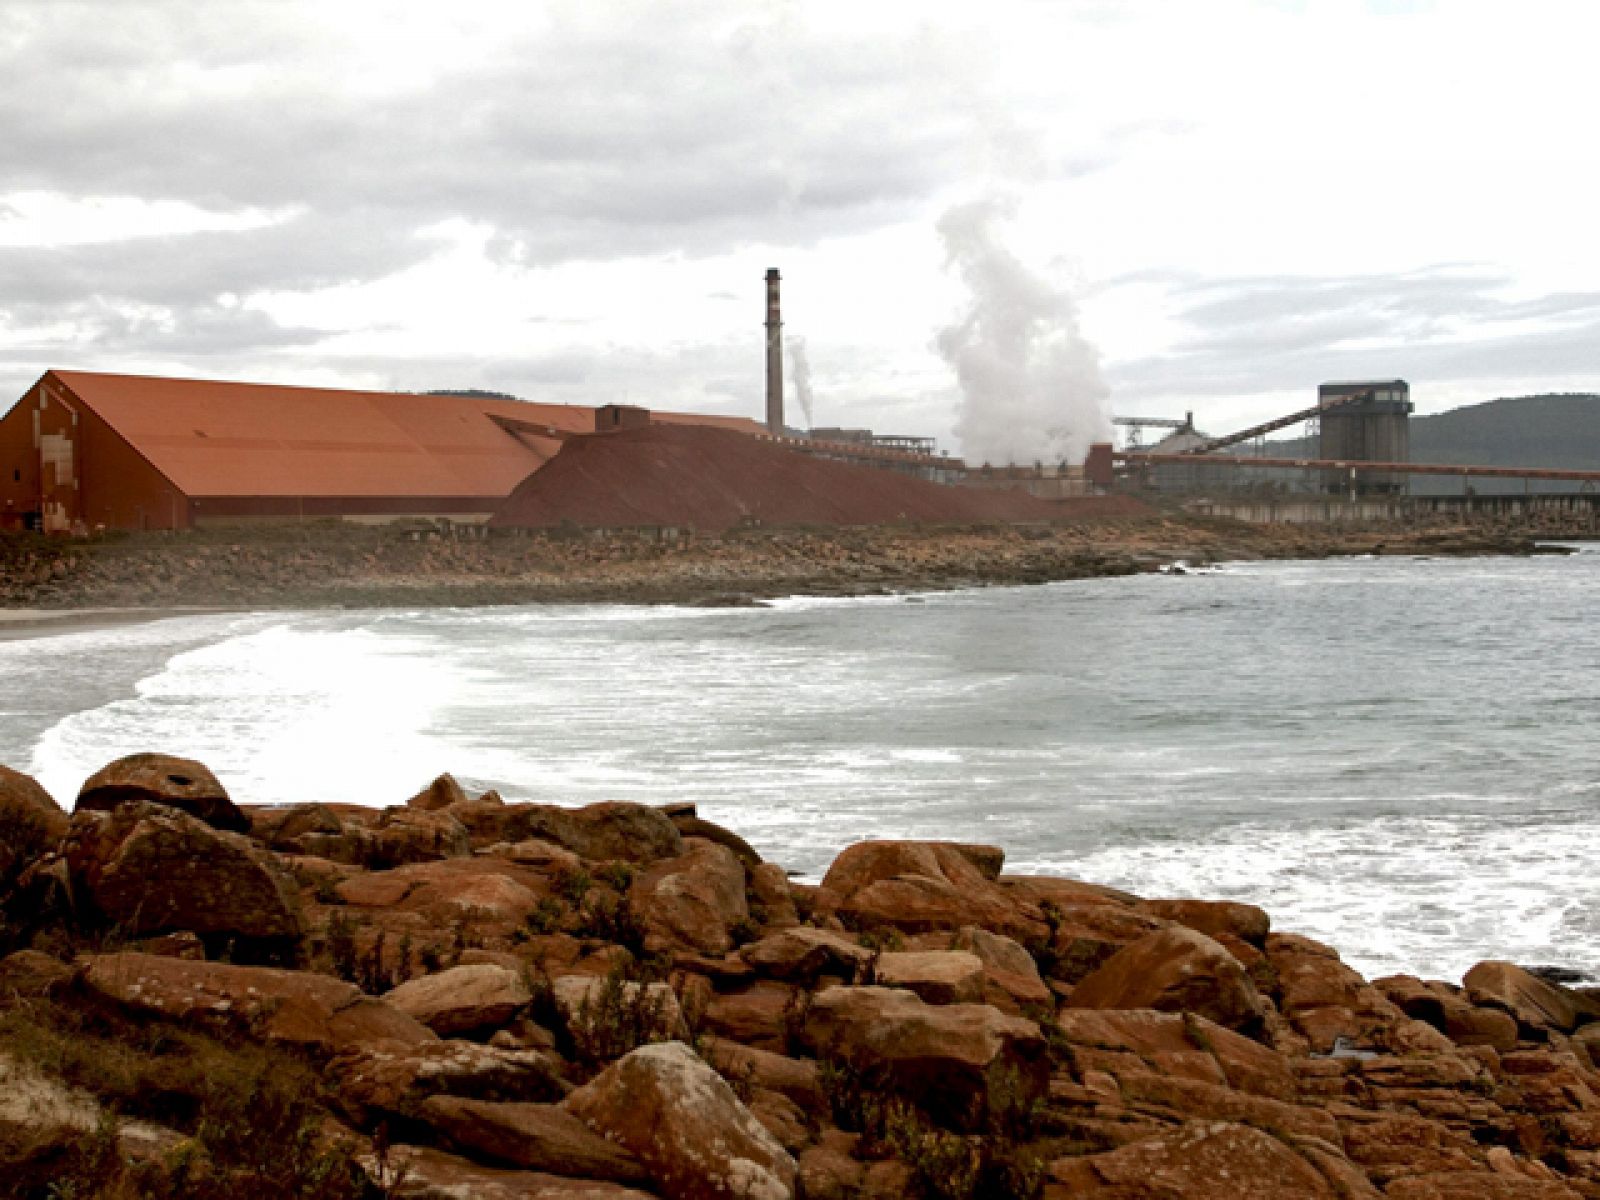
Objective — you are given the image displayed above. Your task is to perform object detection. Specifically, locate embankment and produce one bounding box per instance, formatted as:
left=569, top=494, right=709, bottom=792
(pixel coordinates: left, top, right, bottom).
left=3, top=756, right=1600, bottom=1197
left=0, top=514, right=1572, bottom=612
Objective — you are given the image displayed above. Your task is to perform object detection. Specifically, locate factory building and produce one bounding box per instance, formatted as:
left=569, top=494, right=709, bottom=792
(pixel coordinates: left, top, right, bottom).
left=0, top=370, right=760, bottom=532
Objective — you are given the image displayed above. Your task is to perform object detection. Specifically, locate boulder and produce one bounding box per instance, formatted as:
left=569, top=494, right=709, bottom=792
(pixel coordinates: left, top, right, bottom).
left=873, top=950, right=986, bottom=1005
left=702, top=1039, right=825, bottom=1115
left=1464, top=962, right=1600, bottom=1037
left=951, top=926, right=1053, bottom=1009
left=800, top=985, right=1049, bottom=1129
left=65, top=802, right=303, bottom=943
left=748, top=862, right=800, bottom=929
left=0, top=764, right=67, bottom=855
left=475, top=801, right=683, bottom=864
left=551, top=975, right=687, bottom=1047
left=817, top=840, right=1038, bottom=941
left=407, top=773, right=471, bottom=812
left=1031, top=898, right=1169, bottom=985
left=80, top=952, right=435, bottom=1053
left=1066, top=927, right=1265, bottom=1034
left=565, top=1041, right=797, bottom=1200
left=418, top=1096, right=650, bottom=1183
left=1385, top=1175, right=1583, bottom=1199
left=1046, top=1120, right=1352, bottom=1198
left=335, top=857, right=548, bottom=925
left=1266, top=932, right=1401, bottom=1053
left=669, top=812, right=761, bottom=867
left=703, top=981, right=803, bottom=1053
left=1054, top=1008, right=1296, bottom=1101
left=740, top=927, right=872, bottom=982
left=630, top=838, right=748, bottom=956
left=75, top=752, right=247, bottom=833
left=1140, top=898, right=1271, bottom=946
left=363, top=1145, right=657, bottom=1199
left=369, top=807, right=471, bottom=867
left=329, top=1037, right=566, bottom=1125
left=384, top=963, right=532, bottom=1036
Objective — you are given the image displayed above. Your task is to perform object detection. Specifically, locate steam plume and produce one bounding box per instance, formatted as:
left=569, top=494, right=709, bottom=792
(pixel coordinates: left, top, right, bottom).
left=788, top=337, right=816, bottom=429
left=936, top=195, right=1112, bottom=465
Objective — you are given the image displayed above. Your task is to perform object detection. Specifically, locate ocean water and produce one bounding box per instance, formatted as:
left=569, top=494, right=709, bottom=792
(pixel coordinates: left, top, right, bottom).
left=3, top=545, right=1596, bottom=985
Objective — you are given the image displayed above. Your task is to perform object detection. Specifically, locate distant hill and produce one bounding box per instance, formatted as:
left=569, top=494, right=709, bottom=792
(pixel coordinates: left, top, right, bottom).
left=1263, top=393, right=1600, bottom=495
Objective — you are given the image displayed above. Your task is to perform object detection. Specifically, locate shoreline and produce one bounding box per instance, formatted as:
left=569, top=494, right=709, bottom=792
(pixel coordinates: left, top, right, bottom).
left=0, top=516, right=1579, bottom=617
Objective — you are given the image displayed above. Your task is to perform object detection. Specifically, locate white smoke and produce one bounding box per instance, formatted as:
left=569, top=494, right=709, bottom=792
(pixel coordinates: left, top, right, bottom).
left=788, top=337, right=816, bottom=429
left=936, top=195, right=1112, bottom=466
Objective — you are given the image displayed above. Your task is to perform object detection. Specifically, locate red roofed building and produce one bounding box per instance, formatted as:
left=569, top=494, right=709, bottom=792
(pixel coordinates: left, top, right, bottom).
left=0, top=370, right=761, bottom=531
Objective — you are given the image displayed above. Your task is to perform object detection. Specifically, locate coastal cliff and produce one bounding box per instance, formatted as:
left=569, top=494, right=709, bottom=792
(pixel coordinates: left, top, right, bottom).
left=3, top=756, right=1599, bottom=1197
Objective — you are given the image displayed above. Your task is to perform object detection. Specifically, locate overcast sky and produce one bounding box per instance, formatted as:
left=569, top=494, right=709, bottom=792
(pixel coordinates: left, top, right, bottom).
left=2, top=0, right=1597, bottom=456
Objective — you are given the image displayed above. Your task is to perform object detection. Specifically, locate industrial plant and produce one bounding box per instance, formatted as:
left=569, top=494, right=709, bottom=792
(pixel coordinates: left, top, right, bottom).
left=1, top=270, right=1597, bottom=533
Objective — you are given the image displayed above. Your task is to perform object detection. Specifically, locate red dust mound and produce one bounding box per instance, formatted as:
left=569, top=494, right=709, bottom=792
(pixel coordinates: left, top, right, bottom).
left=489, top=423, right=1085, bottom=531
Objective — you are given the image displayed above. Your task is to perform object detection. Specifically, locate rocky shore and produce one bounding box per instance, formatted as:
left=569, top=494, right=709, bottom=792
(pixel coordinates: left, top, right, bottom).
left=4, top=756, right=1600, bottom=1198
left=0, top=512, right=1579, bottom=612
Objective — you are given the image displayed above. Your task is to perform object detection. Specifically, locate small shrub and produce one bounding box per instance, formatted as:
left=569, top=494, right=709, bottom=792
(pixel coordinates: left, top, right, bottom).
left=594, top=862, right=634, bottom=893
left=521, top=897, right=566, bottom=937
left=553, top=867, right=592, bottom=909
left=856, top=928, right=905, bottom=954
left=577, top=891, right=647, bottom=955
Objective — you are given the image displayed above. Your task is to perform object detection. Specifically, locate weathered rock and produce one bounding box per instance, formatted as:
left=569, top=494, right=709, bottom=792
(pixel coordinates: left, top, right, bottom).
left=65, top=802, right=303, bottom=942
left=796, top=1131, right=866, bottom=1200
left=385, top=963, right=532, bottom=1036
left=1032, top=897, right=1170, bottom=985
left=630, top=838, right=748, bottom=956
left=748, top=861, right=800, bottom=929
left=1067, top=927, right=1265, bottom=1034
left=1385, top=1174, right=1583, bottom=1199
left=1141, top=897, right=1272, bottom=946
left=740, top=927, right=872, bottom=982
left=249, top=801, right=345, bottom=849
left=80, top=952, right=435, bottom=1053
left=336, top=857, right=547, bottom=924
left=670, top=813, right=761, bottom=867
left=0, top=948, right=76, bottom=999
left=75, top=752, right=247, bottom=833
left=472, top=801, right=683, bottom=864
left=874, top=950, right=986, bottom=1004
left=1338, top=1110, right=1480, bottom=1183
left=1054, top=1008, right=1297, bottom=1100
left=367, top=1144, right=657, bottom=1199
left=565, top=1041, right=797, bottom=1200
left=329, top=1037, right=566, bottom=1125
left=801, top=985, right=1049, bottom=1129
left=703, top=981, right=803, bottom=1053
left=0, top=765, right=67, bottom=860
left=817, top=840, right=1039, bottom=941
left=1266, top=932, right=1402, bottom=1053
left=407, top=773, right=471, bottom=812
left=370, top=807, right=471, bottom=867
left=1046, top=1120, right=1351, bottom=1198
left=702, top=1038, right=825, bottom=1115
left=1464, top=961, right=1600, bottom=1037
left=419, top=1096, right=650, bottom=1183
left=951, top=925, right=1053, bottom=1009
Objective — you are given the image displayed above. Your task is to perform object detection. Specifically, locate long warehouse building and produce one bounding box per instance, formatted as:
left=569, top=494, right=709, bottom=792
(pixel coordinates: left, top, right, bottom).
left=0, top=370, right=762, bottom=531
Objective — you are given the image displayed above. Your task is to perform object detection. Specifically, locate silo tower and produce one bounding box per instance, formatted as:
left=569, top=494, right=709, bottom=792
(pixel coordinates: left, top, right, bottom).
left=1318, top=380, right=1412, bottom=495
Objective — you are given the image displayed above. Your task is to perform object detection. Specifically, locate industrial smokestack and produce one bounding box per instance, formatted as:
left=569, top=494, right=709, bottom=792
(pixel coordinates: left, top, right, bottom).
left=765, top=268, right=783, bottom=436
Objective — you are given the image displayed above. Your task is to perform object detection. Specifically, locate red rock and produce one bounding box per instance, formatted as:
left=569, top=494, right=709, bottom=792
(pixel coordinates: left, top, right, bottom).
left=703, top=981, right=803, bottom=1053
left=1338, top=1111, right=1481, bottom=1182
left=1113, top=1071, right=1340, bottom=1142
left=702, top=1039, right=825, bottom=1115
left=1036, top=901, right=1169, bottom=985
left=407, top=773, right=470, bottom=812
left=1464, top=962, right=1600, bottom=1037
left=551, top=975, right=686, bottom=1049
left=748, top=862, right=800, bottom=929
left=366, top=1144, right=656, bottom=1199
left=418, top=1096, right=650, bottom=1183
left=0, top=764, right=67, bottom=856
left=1066, top=927, right=1265, bottom=1034
left=951, top=925, right=1053, bottom=1010
left=75, top=752, right=246, bottom=833
left=65, top=802, right=303, bottom=942
left=1053, top=1009, right=1296, bottom=1101
left=565, top=1041, right=797, bottom=1200
left=1385, top=1174, right=1583, bottom=1199
left=1045, top=1120, right=1350, bottom=1198
left=496, top=802, right=683, bottom=865
left=816, top=840, right=1040, bottom=941
left=796, top=1130, right=865, bottom=1200
left=1140, top=898, right=1271, bottom=946
left=630, top=838, right=748, bottom=956
left=740, top=927, right=872, bottom=982
left=329, top=1037, right=566, bottom=1126
left=80, top=952, right=435, bottom=1053
left=800, top=985, right=1048, bottom=1129
left=384, top=963, right=532, bottom=1036
left=369, top=807, right=471, bottom=867
left=669, top=812, right=761, bottom=866
left=873, top=950, right=985, bottom=1004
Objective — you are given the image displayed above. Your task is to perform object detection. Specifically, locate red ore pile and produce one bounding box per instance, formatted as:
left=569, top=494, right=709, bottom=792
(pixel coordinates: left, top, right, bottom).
left=489, top=424, right=1093, bottom=532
